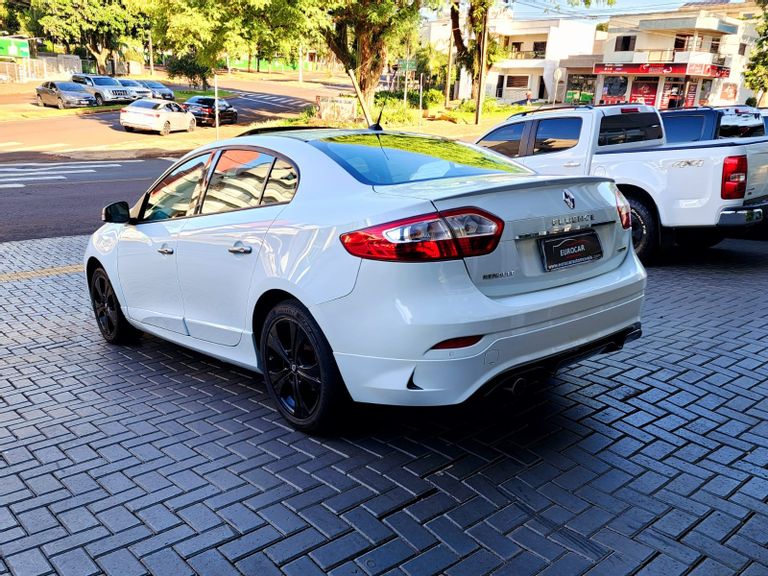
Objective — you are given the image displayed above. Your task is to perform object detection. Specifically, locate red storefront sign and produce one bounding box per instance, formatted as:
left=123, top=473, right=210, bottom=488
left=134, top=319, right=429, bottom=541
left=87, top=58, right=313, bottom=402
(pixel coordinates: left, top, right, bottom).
left=594, top=62, right=730, bottom=78
left=685, top=83, right=698, bottom=107
left=629, top=79, right=659, bottom=105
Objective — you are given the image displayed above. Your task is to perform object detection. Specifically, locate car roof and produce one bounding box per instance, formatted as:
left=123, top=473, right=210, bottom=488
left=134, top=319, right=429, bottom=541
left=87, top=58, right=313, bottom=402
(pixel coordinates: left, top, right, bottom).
left=240, top=128, right=451, bottom=142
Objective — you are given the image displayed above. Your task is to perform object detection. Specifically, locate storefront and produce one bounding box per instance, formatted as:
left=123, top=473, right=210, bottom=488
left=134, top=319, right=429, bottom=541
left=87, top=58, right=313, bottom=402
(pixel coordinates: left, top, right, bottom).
left=593, top=62, right=731, bottom=109
left=564, top=74, right=597, bottom=104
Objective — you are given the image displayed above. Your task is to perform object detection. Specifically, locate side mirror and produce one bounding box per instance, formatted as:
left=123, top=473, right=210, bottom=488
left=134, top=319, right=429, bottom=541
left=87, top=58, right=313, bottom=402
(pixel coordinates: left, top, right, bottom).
left=102, top=201, right=130, bottom=223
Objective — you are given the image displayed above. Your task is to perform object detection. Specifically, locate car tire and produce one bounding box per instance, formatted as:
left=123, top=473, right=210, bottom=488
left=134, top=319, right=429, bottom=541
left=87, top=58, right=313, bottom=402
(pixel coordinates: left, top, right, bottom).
left=123, top=125, right=134, bottom=132
left=36, top=94, right=45, bottom=107
left=675, top=229, right=724, bottom=250
left=627, top=195, right=658, bottom=262
left=231, top=113, right=238, bottom=124
left=187, top=118, right=196, bottom=132
left=89, top=267, right=140, bottom=344
left=95, top=94, right=104, bottom=106
left=57, top=98, right=65, bottom=110
left=160, top=121, right=171, bottom=136
left=259, top=299, right=349, bottom=433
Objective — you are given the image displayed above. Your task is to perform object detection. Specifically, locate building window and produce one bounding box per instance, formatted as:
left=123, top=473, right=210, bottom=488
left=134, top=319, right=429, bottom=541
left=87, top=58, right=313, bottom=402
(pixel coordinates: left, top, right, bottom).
left=506, top=75, right=528, bottom=89
left=509, top=41, right=522, bottom=53
left=614, top=36, right=636, bottom=52
left=532, top=41, right=547, bottom=56
left=739, top=43, right=748, bottom=56
left=674, top=34, right=702, bottom=52
left=710, top=37, right=720, bottom=54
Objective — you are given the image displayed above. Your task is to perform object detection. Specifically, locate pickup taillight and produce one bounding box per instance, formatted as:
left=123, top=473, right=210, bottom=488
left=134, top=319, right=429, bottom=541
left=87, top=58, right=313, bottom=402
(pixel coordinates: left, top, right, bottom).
left=722, top=155, right=748, bottom=199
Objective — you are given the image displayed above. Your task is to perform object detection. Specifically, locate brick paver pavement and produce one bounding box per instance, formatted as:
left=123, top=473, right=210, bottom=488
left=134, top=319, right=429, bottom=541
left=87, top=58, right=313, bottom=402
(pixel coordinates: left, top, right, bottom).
left=1, top=235, right=767, bottom=576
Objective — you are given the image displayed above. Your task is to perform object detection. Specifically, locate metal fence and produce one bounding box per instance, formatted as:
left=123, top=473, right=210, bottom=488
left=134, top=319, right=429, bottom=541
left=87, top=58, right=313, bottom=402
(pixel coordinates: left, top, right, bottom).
left=0, top=55, right=82, bottom=83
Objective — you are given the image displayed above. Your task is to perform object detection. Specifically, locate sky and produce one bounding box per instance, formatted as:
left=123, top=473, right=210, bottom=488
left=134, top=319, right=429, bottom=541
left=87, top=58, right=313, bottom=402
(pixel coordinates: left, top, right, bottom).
left=508, top=0, right=746, bottom=20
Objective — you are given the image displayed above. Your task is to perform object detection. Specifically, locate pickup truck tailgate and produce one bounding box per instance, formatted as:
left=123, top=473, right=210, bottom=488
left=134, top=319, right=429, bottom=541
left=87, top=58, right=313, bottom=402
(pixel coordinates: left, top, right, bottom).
left=744, top=139, right=768, bottom=201
left=375, top=174, right=632, bottom=297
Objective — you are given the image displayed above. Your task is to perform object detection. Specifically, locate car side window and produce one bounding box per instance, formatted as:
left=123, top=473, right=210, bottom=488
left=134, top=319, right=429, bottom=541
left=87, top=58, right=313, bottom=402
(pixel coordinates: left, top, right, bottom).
left=477, top=123, right=525, bottom=158
left=164, top=104, right=174, bottom=112
left=141, top=154, right=212, bottom=222
left=532, top=118, right=582, bottom=155
left=170, top=103, right=183, bottom=113
left=262, top=159, right=299, bottom=205
left=201, top=149, right=275, bottom=215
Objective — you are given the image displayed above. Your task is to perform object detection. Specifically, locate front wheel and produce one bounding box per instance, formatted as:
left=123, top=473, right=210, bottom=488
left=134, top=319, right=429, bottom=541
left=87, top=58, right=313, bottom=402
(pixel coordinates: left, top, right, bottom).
left=260, top=299, right=348, bottom=432
left=95, top=94, right=104, bottom=106
left=89, top=267, right=139, bottom=344
left=160, top=121, right=171, bottom=136
left=627, top=196, right=658, bottom=262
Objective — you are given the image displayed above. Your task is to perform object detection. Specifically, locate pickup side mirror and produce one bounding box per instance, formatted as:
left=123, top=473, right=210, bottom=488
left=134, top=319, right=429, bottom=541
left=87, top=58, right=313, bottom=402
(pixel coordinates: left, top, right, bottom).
left=102, top=201, right=130, bottom=223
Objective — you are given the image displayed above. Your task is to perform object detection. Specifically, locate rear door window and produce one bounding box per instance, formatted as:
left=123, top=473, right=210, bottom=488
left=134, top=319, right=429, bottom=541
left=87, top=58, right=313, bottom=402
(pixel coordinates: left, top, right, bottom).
left=598, top=112, right=663, bottom=146
left=201, top=149, right=275, bottom=215
left=477, top=123, right=525, bottom=158
left=261, top=159, right=299, bottom=205
left=532, top=118, right=582, bottom=155
left=663, top=115, right=706, bottom=143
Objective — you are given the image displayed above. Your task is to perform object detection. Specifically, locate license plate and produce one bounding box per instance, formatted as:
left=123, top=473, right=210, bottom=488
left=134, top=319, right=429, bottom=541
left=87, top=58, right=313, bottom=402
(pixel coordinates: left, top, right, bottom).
left=540, top=230, right=603, bottom=272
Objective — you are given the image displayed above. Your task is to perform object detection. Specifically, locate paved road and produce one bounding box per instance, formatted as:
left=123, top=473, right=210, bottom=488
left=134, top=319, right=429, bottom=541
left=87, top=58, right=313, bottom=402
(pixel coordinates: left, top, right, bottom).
left=0, top=236, right=767, bottom=575
left=0, top=80, right=338, bottom=157
left=0, top=158, right=172, bottom=242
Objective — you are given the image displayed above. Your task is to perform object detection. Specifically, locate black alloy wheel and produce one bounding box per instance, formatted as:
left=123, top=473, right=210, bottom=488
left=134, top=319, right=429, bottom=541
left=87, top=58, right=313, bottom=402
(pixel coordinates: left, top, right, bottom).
left=89, top=268, right=138, bottom=344
left=260, top=300, right=347, bottom=432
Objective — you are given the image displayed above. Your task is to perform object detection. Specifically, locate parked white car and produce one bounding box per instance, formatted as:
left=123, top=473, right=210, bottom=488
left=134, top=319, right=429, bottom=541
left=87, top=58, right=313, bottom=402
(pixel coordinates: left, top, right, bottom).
left=117, top=78, right=152, bottom=100
left=120, top=98, right=195, bottom=135
left=84, top=129, right=646, bottom=431
left=477, top=105, right=768, bottom=260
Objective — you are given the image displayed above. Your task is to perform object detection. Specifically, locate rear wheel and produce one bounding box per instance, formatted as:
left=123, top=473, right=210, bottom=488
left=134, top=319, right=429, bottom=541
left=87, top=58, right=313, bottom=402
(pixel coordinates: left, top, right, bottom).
left=675, top=229, right=724, bottom=250
left=187, top=118, right=196, bottom=132
left=123, top=125, right=134, bottom=132
left=95, top=94, right=104, bottom=106
left=89, top=267, right=139, bottom=344
left=627, top=196, right=658, bottom=262
left=259, top=299, right=348, bottom=433
left=160, top=121, right=171, bottom=136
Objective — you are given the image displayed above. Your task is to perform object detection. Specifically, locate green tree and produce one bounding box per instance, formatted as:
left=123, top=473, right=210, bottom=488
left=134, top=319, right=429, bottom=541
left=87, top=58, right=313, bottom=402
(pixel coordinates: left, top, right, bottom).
left=745, top=2, right=768, bottom=104
left=323, top=0, right=421, bottom=111
left=32, top=0, right=146, bottom=73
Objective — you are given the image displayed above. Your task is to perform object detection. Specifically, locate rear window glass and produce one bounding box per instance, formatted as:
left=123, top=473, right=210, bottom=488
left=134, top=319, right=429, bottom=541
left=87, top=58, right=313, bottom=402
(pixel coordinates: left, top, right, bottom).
left=598, top=112, right=663, bottom=146
left=533, top=118, right=582, bottom=155
left=190, top=97, right=215, bottom=106
left=93, top=77, right=120, bottom=86
left=718, top=115, right=765, bottom=139
left=56, top=82, right=83, bottom=91
left=144, top=81, right=164, bottom=88
left=129, top=100, right=161, bottom=110
left=119, top=79, right=140, bottom=86
left=309, top=134, right=525, bottom=185
left=662, top=115, right=706, bottom=143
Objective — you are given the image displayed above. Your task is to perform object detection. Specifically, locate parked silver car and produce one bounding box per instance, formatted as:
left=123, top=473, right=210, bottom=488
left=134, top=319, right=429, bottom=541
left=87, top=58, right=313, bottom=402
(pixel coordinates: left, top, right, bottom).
left=117, top=78, right=152, bottom=100
left=138, top=80, right=175, bottom=100
left=120, top=98, right=196, bottom=135
left=35, top=81, right=96, bottom=109
left=71, top=74, right=131, bottom=106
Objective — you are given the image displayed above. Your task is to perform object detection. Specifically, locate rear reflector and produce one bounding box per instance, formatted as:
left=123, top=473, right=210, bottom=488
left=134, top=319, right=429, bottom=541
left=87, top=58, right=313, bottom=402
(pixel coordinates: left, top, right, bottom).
left=340, top=208, right=504, bottom=262
left=432, top=335, right=483, bottom=350
left=722, top=155, right=748, bottom=199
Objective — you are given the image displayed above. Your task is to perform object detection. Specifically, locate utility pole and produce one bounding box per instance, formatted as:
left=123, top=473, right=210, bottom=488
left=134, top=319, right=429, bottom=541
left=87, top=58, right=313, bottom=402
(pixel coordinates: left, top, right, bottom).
left=474, top=8, right=489, bottom=125
left=403, top=41, right=410, bottom=106
left=148, top=30, right=154, bottom=76
left=444, top=27, right=453, bottom=107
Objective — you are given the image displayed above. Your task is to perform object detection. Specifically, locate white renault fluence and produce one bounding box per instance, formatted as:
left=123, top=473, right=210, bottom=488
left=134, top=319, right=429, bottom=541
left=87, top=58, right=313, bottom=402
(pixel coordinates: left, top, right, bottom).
left=85, top=129, right=646, bottom=431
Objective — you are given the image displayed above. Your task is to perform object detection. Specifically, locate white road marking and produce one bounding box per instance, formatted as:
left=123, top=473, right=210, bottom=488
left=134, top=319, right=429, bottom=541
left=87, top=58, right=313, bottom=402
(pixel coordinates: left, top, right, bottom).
left=0, top=159, right=145, bottom=168
left=0, top=169, right=96, bottom=180
left=236, top=95, right=296, bottom=110
left=0, top=183, right=24, bottom=189
left=159, top=157, right=178, bottom=162
left=0, top=165, right=120, bottom=173
left=0, top=141, right=22, bottom=149
left=0, top=175, right=65, bottom=182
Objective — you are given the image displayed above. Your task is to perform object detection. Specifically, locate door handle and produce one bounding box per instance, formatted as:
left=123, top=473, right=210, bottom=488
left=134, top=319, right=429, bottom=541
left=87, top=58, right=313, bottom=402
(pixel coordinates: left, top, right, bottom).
left=563, top=162, right=581, bottom=168
left=228, top=245, right=252, bottom=254
left=157, top=247, right=174, bottom=255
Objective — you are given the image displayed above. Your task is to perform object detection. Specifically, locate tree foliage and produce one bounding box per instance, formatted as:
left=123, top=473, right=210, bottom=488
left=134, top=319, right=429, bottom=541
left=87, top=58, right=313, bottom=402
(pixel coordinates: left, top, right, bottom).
left=745, top=2, right=768, bottom=103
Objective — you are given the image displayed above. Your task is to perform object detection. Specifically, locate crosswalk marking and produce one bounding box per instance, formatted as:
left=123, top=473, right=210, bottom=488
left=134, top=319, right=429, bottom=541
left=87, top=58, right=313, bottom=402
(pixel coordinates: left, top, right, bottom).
left=0, top=160, right=145, bottom=190
left=0, top=183, right=24, bottom=189
left=0, top=175, right=66, bottom=183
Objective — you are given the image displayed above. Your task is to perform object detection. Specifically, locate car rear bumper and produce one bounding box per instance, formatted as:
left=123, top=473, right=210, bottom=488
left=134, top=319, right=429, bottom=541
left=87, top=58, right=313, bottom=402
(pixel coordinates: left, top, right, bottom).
left=120, top=118, right=160, bottom=131
left=317, top=250, right=646, bottom=406
left=717, top=199, right=767, bottom=226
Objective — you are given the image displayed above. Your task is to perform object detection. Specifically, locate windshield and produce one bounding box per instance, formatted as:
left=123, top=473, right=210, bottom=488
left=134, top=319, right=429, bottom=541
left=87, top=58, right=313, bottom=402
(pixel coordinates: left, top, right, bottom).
left=310, top=134, right=525, bottom=185
left=93, top=77, right=120, bottom=86
left=119, top=79, right=140, bottom=86
left=56, top=82, right=84, bottom=92
left=129, top=100, right=161, bottom=110
left=144, top=81, right=165, bottom=89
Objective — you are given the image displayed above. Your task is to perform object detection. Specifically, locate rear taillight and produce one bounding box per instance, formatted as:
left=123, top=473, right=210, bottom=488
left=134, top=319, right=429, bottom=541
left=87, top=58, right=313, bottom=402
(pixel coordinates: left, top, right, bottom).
left=722, top=155, right=747, bottom=199
left=620, top=107, right=639, bottom=113
left=614, top=189, right=631, bottom=229
left=203, top=107, right=213, bottom=114
left=340, top=208, right=504, bottom=262
left=120, top=108, right=127, bottom=113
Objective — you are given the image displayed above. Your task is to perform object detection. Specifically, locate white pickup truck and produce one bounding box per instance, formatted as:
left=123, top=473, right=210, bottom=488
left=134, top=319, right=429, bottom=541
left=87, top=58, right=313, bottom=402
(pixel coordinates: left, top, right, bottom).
left=476, top=104, right=768, bottom=260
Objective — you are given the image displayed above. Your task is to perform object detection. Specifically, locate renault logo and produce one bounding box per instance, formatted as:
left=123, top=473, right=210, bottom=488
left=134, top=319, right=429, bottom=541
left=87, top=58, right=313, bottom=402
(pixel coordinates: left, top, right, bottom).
left=563, top=190, right=576, bottom=210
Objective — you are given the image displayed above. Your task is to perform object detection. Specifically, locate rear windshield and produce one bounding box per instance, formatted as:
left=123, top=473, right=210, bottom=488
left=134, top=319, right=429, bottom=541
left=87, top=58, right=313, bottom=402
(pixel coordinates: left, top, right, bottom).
left=129, top=100, right=161, bottom=110
left=144, top=81, right=164, bottom=88
left=190, top=97, right=215, bottom=106
left=93, top=77, right=120, bottom=86
left=718, top=115, right=765, bottom=139
left=309, top=134, right=526, bottom=185
left=598, top=112, right=663, bottom=146
left=56, top=82, right=83, bottom=92
left=663, top=115, right=706, bottom=143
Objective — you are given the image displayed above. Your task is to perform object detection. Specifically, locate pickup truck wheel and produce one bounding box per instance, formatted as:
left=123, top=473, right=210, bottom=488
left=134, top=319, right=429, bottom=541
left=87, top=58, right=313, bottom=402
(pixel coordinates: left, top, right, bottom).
left=675, top=230, right=724, bottom=250
left=627, top=197, right=658, bottom=262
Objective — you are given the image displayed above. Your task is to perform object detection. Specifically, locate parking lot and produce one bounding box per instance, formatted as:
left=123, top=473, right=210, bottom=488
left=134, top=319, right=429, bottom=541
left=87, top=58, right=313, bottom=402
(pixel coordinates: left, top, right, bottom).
left=0, top=234, right=766, bottom=575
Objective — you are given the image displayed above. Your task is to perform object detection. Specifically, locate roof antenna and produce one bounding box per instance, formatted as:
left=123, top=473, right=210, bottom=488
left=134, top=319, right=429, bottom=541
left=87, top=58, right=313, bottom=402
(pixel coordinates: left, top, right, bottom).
left=369, top=106, right=384, bottom=131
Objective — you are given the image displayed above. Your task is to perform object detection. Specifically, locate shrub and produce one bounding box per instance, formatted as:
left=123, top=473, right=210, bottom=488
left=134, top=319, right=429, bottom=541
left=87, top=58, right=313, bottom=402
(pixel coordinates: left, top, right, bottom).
left=746, top=96, right=758, bottom=107
left=167, top=54, right=212, bottom=90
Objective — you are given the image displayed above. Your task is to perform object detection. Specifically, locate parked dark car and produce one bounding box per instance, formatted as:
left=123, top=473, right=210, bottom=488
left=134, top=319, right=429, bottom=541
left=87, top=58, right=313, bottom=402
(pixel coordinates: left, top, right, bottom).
left=138, top=80, right=175, bottom=100
left=182, top=96, right=238, bottom=126
left=661, top=106, right=765, bottom=143
left=35, top=81, right=96, bottom=109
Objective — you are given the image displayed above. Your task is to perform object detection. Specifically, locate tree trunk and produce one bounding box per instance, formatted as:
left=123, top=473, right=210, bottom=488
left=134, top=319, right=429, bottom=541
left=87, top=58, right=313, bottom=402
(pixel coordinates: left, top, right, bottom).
left=355, top=30, right=387, bottom=115
left=247, top=48, right=252, bottom=73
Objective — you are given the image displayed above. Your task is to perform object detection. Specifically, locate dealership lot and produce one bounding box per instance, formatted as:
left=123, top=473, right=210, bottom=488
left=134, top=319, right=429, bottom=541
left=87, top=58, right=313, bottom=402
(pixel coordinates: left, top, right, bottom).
left=0, top=234, right=765, bottom=575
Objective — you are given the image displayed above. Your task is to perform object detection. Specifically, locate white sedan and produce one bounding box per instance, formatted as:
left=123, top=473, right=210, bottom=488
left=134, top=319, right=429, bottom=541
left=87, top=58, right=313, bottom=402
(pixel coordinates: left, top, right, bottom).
left=85, top=129, right=646, bottom=432
left=120, top=98, right=196, bottom=135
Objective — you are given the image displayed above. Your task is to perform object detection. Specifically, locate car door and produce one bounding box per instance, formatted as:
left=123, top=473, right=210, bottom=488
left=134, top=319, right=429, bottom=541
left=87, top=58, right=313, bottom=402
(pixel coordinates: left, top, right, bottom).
left=40, top=82, right=53, bottom=105
left=169, top=102, right=186, bottom=129
left=117, top=153, right=213, bottom=334
left=517, top=117, right=589, bottom=176
left=176, top=148, right=298, bottom=346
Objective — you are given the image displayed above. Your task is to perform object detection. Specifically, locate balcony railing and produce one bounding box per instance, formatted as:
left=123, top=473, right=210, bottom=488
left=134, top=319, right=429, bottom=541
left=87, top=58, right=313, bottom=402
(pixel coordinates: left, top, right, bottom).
left=505, top=50, right=546, bottom=60
left=634, top=49, right=726, bottom=65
